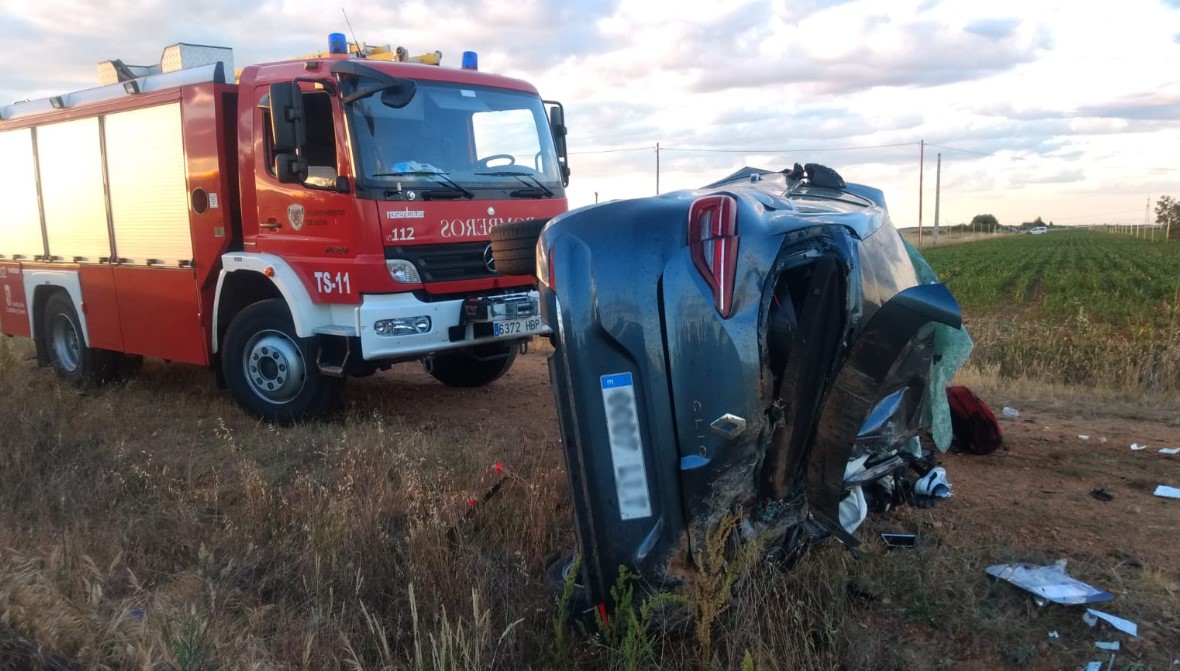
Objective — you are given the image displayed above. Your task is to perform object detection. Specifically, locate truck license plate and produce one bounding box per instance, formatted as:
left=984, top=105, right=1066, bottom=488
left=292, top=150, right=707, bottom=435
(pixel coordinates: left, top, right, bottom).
left=600, top=372, right=653, bottom=520
left=493, top=317, right=543, bottom=338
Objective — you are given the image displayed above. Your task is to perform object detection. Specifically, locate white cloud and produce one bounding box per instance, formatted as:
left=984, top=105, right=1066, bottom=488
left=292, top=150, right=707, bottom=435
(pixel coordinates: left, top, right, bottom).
left=1, top=0, right=1178, bottom=228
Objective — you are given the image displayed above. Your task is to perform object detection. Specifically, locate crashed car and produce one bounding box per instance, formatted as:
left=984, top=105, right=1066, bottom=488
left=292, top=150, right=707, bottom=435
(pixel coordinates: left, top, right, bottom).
left=492, top=164, right=966, bottom=614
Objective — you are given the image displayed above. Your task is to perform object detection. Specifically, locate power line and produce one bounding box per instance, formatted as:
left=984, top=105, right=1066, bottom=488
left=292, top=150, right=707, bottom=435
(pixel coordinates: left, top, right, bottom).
left=924, top=143, right=995, bottom=157
left=926, top=143, right=1180, bottom=171
left=661, top=141, right=917, bottom=154
left=569, top=145, right=655, bottom=155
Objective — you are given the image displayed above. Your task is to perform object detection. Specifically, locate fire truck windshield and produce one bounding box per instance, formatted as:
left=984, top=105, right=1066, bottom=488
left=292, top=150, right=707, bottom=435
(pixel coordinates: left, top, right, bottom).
left=345, top=80, right=563, bottom=198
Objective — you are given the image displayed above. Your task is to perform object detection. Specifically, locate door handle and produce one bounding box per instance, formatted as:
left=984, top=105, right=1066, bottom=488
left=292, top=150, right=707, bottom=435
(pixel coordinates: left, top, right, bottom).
left=260, top=219, right=282, bottom=230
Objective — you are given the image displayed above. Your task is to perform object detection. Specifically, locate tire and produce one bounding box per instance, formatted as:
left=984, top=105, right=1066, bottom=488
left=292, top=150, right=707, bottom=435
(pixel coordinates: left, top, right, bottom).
left=221, top=299, right=344, bottom=423
left=425, top=342, right=517, bottom=388
left=490, top=218, right=548, bottom=277
left=42, top=291, right=117, bottom=385
left=545, top=553, right=590, bottom=622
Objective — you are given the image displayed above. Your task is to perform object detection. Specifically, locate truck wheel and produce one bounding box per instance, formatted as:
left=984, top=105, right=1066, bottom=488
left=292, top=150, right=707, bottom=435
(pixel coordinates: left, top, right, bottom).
left=426, top=342, right=517, bottom=388
left=221, top=299, right=343, bottom=423
left=490, top=218, right=548, bottom=277
left=42, top=291, right=116, bottom=385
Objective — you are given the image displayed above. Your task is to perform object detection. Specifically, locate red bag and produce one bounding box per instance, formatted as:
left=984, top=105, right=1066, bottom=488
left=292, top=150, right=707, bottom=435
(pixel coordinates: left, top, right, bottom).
left=945, top=386, right=1003, bottom=455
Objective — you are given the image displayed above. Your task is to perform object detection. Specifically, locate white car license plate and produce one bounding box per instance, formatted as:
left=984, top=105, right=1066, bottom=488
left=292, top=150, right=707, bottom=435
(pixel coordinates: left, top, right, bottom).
left=493, top=316, right=544, bottom=338
left=600, top=372, right=652, bottom=520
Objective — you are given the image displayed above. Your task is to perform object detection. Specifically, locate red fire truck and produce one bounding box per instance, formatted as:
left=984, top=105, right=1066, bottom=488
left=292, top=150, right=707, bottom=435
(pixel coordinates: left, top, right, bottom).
left=0, top=39, right=569, bottom=421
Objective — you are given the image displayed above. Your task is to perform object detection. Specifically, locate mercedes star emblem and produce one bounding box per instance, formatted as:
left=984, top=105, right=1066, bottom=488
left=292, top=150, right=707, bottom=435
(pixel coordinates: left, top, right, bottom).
left=483, top=244, right=496, bottom=273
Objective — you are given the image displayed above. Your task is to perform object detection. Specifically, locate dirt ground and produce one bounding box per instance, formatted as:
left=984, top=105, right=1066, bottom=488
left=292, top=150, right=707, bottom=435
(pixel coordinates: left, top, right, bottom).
left=378, top=349, right=1180, bottom=566
left=1, top=340, right=1177, bottom=669
left=381, top=350, right=1180, bottom=666
left=381, top=352, right=1180, bottom=572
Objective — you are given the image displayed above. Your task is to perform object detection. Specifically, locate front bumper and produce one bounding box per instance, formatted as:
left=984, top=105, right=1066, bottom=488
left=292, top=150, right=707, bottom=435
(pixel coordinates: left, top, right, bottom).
left=354, top=290, right=550, bottom=361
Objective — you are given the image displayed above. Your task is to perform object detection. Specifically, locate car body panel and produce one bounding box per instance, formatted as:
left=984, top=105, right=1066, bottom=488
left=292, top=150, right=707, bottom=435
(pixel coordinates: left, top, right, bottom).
left=539, top=167, right=963, bottom=607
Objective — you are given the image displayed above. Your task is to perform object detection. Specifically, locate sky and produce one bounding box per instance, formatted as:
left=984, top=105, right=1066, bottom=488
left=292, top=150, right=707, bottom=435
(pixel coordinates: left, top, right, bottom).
left=2, top=0, right=1179, bottom=228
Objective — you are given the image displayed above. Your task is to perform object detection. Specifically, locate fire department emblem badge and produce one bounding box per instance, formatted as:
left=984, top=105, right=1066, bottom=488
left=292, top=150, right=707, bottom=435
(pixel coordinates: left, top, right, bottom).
left=287, top=204, right=305, bottom=231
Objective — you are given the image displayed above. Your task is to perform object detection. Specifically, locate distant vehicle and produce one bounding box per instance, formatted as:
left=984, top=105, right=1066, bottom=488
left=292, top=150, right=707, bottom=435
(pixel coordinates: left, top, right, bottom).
left=1029, top=226, right=1048, bottom=235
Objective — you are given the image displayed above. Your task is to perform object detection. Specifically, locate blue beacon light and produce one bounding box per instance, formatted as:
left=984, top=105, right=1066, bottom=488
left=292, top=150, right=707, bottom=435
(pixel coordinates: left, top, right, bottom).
left=461, top=51, right=478, bottom=71
left=328, top=33, right=348, bottom=55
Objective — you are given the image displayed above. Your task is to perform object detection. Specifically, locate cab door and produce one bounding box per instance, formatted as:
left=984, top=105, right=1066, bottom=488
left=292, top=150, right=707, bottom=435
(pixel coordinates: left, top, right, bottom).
left=253, top=83, right=361, bottom=304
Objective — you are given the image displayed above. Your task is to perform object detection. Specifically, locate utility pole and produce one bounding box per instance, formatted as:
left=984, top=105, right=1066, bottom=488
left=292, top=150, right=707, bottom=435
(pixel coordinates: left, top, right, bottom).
left=918, top=140, right=925, bottom=248
left=1146, top=196, right=1153, bottom=242
left=655, top=142, right=660, bottom=195
left=933, top=153, right=941, bottom=246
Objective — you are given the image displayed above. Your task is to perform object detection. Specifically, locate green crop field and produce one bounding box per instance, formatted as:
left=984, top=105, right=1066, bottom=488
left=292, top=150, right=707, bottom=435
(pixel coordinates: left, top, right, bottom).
left=919, top=231, right=1180, bottom=392
left=922, top=230, right=1180, bottom=330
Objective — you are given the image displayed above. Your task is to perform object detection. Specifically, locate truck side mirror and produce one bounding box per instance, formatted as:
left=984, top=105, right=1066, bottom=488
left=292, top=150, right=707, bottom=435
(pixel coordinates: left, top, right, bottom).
left=545, top=100, right=570, bottom=187
left=269, top=82, right=307, bottom=184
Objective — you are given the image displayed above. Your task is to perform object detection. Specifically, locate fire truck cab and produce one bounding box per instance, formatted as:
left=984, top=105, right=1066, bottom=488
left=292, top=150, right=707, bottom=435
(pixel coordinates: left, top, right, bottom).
left=0, top=39, right=569, bottom=421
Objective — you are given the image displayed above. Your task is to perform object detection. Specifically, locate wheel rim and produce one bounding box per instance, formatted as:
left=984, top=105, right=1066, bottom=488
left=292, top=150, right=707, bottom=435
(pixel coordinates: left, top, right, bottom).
left=241, top=329, right=306, bottom=405
left=50, top=313, right=82, bottom=372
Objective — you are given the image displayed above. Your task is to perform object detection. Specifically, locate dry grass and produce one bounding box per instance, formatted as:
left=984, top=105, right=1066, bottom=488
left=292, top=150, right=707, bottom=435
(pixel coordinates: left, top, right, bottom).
left=0, top=336, right=569, bottom=669
left=1, top=329, right=1177, bottom=670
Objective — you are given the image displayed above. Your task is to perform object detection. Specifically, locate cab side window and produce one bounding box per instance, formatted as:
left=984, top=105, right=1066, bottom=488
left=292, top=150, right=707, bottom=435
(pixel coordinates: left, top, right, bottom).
left=301, top=92, right=337, bottom=188
left=261, top=90, right=338, bottom=188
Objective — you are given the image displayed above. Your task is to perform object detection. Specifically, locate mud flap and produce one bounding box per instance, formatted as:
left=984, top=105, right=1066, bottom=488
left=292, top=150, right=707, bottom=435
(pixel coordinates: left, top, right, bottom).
left=806, top=283, right=961, bottom=538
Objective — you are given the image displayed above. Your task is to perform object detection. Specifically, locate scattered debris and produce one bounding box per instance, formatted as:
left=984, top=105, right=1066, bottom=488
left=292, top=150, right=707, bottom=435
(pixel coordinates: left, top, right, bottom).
left=1131, top=443, right=1148, bottom=451
left=986, top=559, right=1114, bottom=605
left=1002, top=406, right=1020, bottom=418
left=1090, top=489, right=1114, bottom=502
left=880, top=532, right=918, bottom=549
left=1099, top=437, right=1108, bottom=443
left=1096, top=641, right=1120, bottom=651
left=914, top=467, right=952, bottom=498
left=1154, top=485, right=1180, bottom=499
left=1083, top=662, right=1102, bottom=671
left=1078, top=434, right=1090, bottom=440
left=1048, top=630, right=1059, bottom=639
left=1160, top=448, right=1179, bottom=455
left=1083, top=608, right=1139, bottom=637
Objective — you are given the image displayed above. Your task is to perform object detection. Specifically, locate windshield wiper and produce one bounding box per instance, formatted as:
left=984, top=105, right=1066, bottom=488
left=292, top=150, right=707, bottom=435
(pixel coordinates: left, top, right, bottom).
left=475, top=170, right=555, bottom=198
left=371, top=170, right=474, bottom=200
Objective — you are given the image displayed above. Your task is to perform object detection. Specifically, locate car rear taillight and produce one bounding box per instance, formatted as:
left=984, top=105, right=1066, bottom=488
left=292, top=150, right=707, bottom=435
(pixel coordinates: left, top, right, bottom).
left=537, top=240, right=556, bottom=291
left=687, top=195, right=739, bottom=318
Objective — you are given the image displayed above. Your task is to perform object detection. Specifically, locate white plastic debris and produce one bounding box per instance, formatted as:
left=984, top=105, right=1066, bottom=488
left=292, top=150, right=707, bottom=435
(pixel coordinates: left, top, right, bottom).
left=1083, top=608, right=1138, bottom=637
left=1002, top=406, right=1019, bottom=418
left=1154, top=485, right=1180, bottom=499
left=1078, top=435, right=1090, bottom=440
left=1096, top=641, right=1120, bottom=651
left=1083, top=662, right=1102, bottom=671
left=914, top=467, right=952, bottom=498
left=1048, top=630, right=1059, bottom=639
left=1160, top=448, right=1180, bottom=455
left=1131, top=443, right=1147, bottom=451
left=986, top=560, right=1113, bottom=605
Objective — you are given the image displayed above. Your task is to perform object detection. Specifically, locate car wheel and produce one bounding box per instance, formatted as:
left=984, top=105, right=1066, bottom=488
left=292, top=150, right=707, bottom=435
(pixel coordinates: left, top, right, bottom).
left=545, top=553, right=590, bottom=622
left=490, top=218, right=548, bottom=277
left=221, top=299, right=343, bottom=423
left=42, top=291, right=117, bottom=385
left=425, top=342, right=517, bottom=388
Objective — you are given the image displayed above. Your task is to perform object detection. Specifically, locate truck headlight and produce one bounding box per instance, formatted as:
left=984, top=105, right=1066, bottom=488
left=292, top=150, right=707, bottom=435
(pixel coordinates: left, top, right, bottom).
left=374, top=316, right=432, bottom=336
left=386, top=259, right=422, bottom=284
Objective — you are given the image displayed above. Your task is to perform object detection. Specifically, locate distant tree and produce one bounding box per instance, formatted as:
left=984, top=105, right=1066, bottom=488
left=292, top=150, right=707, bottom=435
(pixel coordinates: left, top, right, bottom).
left=1156, top=196, right=1180, bottom=240
left=970, top=214, right=998, bottom=233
